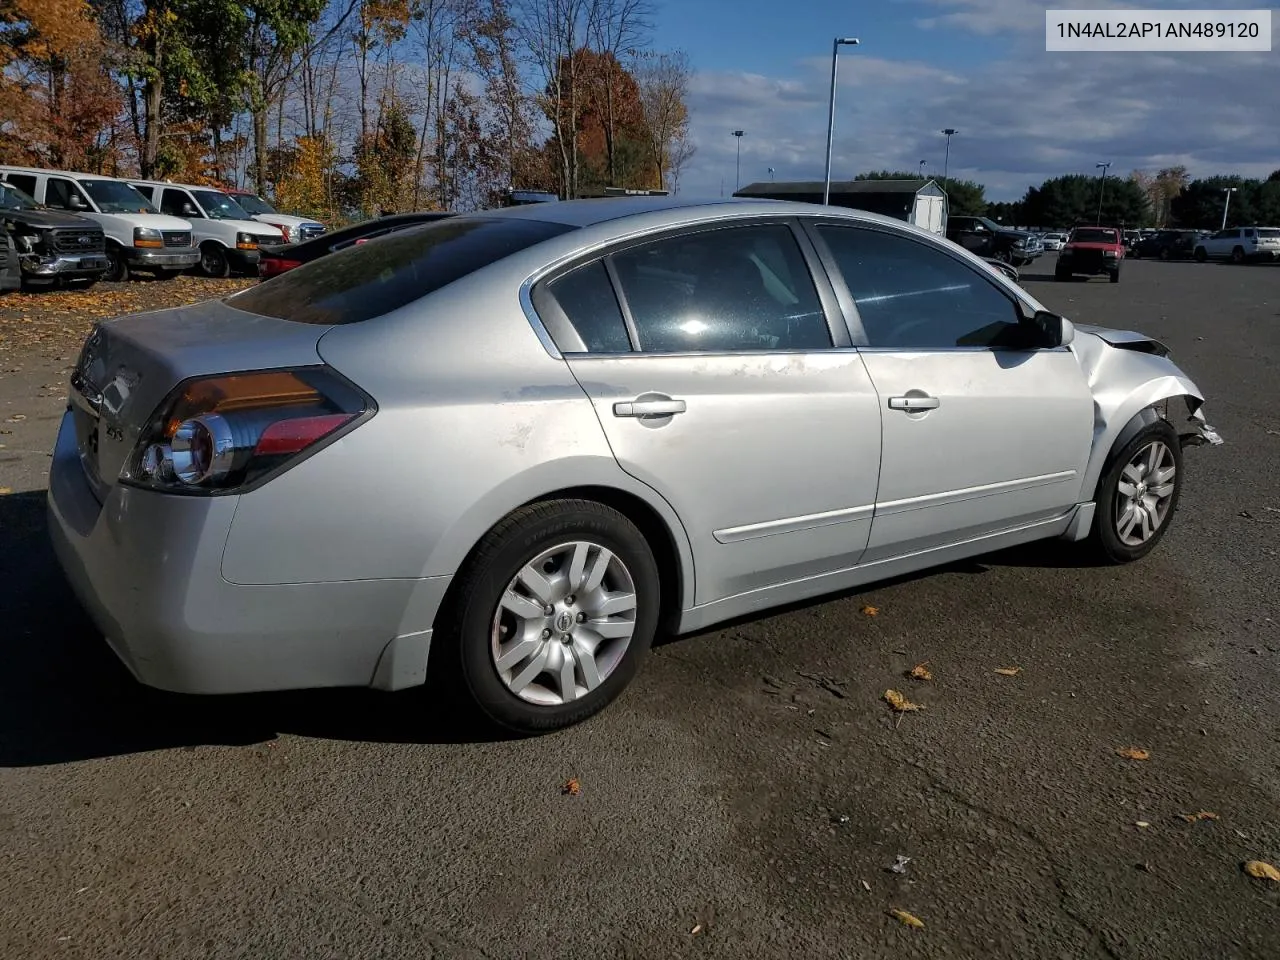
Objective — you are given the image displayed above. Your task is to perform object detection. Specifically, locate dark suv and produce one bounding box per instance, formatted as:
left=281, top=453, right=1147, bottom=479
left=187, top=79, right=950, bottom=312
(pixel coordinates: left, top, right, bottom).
left=0, top=180, right=108, bottom=290
left=945, top=215, right=1043, bottom=266
left=1132, top=229, right=1198, bottom=260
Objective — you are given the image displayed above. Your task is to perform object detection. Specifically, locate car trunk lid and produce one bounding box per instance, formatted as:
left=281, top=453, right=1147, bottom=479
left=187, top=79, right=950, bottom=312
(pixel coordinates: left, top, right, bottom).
left=68, top=298, right=330, bottom=501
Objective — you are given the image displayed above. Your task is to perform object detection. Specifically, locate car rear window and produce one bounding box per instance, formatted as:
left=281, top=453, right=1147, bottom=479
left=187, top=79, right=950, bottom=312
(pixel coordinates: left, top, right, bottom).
left=1257, top=228, right=1280, bottom=237
left=1070, top=228, right=1117, bottom=243
left=228, top=216, right=574, bottom=325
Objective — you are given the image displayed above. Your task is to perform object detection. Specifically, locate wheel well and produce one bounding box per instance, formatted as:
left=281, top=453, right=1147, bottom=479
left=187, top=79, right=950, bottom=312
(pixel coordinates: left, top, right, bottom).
left=528, top=486, right=685, bottom=628
left=200, top=239, right=227, bottom=250
left=431, top=485, right=688, bottom=640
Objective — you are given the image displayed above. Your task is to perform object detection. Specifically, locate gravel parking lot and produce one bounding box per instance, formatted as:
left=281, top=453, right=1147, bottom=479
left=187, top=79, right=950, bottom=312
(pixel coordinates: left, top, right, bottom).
left=2, top=257, right=1278, bottom=960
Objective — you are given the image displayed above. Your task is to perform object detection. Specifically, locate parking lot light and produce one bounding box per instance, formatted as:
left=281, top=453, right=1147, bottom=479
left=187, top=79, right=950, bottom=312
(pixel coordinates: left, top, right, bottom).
left=823, top=37, right=861, bottom=206
left=1220, top=187, right=1238, bottom=231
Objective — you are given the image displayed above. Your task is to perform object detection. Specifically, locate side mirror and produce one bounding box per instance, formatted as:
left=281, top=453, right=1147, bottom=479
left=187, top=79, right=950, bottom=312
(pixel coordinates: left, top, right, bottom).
left=182, top=203, right=199, bottom=217
left=1032, top=310, right=1074, bottom=347
left=69, top=194, right=87, bottom=210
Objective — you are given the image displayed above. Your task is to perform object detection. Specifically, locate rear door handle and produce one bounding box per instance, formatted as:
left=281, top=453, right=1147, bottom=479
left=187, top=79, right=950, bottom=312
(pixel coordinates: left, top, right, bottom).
left=613, top=398, right=687, bottom=418
left=888, top=395, right=940, bottom=411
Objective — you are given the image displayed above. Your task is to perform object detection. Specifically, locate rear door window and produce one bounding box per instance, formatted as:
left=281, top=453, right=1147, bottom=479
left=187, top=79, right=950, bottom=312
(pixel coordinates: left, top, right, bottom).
left=229, top=216, right=574, bottom=325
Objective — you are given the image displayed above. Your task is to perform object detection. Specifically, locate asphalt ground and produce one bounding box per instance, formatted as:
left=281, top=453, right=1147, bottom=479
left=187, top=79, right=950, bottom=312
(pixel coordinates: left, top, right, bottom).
left=1, top=256, right=1278, bottom=959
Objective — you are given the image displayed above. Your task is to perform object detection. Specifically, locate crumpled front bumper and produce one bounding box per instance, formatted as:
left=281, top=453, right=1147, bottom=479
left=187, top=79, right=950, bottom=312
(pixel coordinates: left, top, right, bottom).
left=1182, top=405, right=1223, bottom=448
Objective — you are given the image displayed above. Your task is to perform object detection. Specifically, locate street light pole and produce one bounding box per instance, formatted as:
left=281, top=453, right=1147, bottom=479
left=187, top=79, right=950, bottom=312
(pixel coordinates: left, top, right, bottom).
left=1220, top=187, right=1238, bottom=230
left=732, top=130, right=744, bottom=190
left=823, top=36, right=860, bottom=206
left=1095, top=161, right=1111, bottom=224
left=918, top=160, right=927, bottom=178
left=940, top=128, right=957, bottom=192
left=768, top=167, right=775, bottom=181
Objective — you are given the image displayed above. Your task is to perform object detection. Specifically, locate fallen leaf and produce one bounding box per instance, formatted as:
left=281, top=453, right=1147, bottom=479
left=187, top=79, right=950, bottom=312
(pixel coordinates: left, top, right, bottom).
left=861, top=879, right=871, bottom=891
left=690, top=924, right=702, bottom=936
left=888, top=908, right=924, bottom=929
left=884, top=689, right=924, bottom=713
left=1117, top=747, right=1150, bottom=761
left=994, top=666, right=1021, bottom=676
left=1135, top=821, right=1151, bottom=828
left=909, top=662, right=933, bottom=681
left=5, top=414, right=25, bottom=422
left=561, top=778, right=580, bottom=796
left=0, top=487, right=10, bottom=495
left=861, top=605, right=879, bottom=616
left=1179, top=811, right=1220, bottom=822
left=1244, top=860, right=1280, bottom=882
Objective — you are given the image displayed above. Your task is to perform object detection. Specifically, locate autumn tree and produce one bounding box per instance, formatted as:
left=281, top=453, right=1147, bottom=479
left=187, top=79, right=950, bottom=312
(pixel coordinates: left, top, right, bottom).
left=587, top=0, right=651, bottom=185
left=634, top=49, right=691, bottom=191
left=351, top=95, right=417, bottom=214
left=518, top=0, right=594, bottom=198
left=0, top=0, right=121, bottom=169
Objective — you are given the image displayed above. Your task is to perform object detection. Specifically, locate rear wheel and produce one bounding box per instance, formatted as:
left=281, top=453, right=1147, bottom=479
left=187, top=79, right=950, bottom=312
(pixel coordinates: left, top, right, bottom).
left=1231, top=246, right=1246, bottom=264
left=1109, top=265, right=1121, bottom=283
left=1087, top=419, right=1182, bottom=564
left=1055, top=267, right=1071, bottom=281
left=199, top=243, right=230, bottom=278
left=1158, top=247, right=1170, bottom=261
left=1194, top=247, right=1207, bottom=262
left=441, top=500, right=661, bottom=733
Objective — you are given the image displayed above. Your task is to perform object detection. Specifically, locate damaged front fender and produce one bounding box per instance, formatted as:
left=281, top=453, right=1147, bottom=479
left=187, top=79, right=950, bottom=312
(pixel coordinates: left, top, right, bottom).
left=1073, top=329, right=1223, bottom=500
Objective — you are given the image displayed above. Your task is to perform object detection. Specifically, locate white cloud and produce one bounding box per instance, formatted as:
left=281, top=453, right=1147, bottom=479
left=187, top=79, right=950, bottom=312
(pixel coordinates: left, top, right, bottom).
left=678, top=41, right=1280, bottom=201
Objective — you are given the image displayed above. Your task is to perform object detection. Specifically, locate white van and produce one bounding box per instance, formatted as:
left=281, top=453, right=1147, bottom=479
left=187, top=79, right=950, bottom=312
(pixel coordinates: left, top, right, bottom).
left=224, top=190, right=326, bottom=244
left=128, top=180, right=284, bottom=277
left=0, top=166, right=199, bottom=282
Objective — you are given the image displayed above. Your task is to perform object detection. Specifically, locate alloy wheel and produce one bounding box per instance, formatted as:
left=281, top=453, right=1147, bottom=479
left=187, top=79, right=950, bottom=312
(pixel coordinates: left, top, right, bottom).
left=489, top=540, right=638, bottom=706
left=1114, top=440, right=1177, bottom=546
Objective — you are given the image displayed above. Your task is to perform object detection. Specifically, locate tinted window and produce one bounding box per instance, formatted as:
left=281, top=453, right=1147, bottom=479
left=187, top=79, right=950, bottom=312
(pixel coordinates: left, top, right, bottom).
left=161, top=188, right=195, bottom=217
left=5, top=173, right=37, bottom=196
left=817, top=225, right=1023, bottom=349
left=131, top=184, right=155, bottom=202
left=230, top=216, right=574, bottom=325
left=193, top=189, right=251, bottom=220
left=45, top=177, right=80, bottom=209
left=610, top=224, right=830, bottom=353
left=545, top=260, right=631, bottom=353
left=1070, top=228, right=1117, bottom=243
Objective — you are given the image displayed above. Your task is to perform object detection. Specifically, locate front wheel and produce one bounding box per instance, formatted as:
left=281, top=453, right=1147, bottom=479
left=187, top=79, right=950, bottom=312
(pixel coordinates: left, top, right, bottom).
left=103, top=245, right=129, bottom=283
left=442, top=500, right=661, bottom=733
left=1231, top=246, right=1246, bottom=264
left=1194, top=247, right=1207, bottom=262
left=1109, top=266, right=1121, bottom=283
left=1158, top=247, right=1171, bottom=261
left=1088, top=419, right=1183, bottom=564
left=199, top=244, right=231, bottom=278
left=1055, top=268, right=1071, bottom=281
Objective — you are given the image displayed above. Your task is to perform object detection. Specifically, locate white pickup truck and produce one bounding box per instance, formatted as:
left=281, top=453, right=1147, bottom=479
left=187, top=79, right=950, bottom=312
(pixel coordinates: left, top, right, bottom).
left=1193, top=226, right=1280, bottom=264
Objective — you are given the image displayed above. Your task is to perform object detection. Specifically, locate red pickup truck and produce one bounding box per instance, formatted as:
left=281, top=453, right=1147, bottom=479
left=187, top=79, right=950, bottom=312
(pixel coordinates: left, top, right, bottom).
left=1055, top=226, right=1124, bottom=283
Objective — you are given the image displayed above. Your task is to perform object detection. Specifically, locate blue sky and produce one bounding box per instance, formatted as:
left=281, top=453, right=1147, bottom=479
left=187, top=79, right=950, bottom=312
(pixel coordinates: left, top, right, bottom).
left=652, top=0, right=1280, bottom=200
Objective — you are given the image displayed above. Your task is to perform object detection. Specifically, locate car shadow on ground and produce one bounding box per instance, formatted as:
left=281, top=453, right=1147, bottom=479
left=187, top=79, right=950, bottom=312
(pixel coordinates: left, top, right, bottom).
left=0, top=489, right=515, bottom=769
left=1, top=487, right=1110, bottom=767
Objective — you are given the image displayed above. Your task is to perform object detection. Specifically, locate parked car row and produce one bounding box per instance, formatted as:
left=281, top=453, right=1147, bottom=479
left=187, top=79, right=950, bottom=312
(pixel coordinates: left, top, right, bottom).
left=0, top=164, right=325, bottom=292
left=945, top=216, right=1044, bottom=266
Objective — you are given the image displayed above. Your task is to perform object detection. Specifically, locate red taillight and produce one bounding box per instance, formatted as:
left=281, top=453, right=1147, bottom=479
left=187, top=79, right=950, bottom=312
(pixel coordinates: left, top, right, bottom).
left=258, top=258, right=301, bottom=279
left=121, top=368, right=372, bottom=494
left=254, top=413, right=356, bottom=456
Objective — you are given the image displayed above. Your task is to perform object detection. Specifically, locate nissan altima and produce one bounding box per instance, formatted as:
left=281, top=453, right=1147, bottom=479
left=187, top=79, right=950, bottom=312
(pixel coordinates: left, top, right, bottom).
left=48, top=197, right=1222, bottom=732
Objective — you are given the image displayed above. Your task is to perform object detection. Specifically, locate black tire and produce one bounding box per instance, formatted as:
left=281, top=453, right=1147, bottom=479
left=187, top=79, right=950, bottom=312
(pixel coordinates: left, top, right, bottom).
left=1231, top=246, right=1245, bottom=264
left=1109, top=266, right=1121, bottom=283
left=104, top=245, right=129, bottom=283
left=1158, top=247, right=1170, bottom=261
left=1194, top=247, right=1207, bottom=262
left=1087, top=418, right=1183, bottom=564
left=1055, top=268, right=1071, bottom=281
left=995, top=248, right=1012, bottom=264
left=439, top=499, right=661, bottom=733
left=199, top=243, right=231, bottom=278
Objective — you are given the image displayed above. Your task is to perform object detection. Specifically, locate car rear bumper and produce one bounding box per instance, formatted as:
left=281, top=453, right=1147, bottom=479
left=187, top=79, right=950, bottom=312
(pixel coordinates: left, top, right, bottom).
left=128, top=247, right=200, bottom=268
left=47, top=411, right=449, bottom=695
left=20, top=252, right=110, bottom=278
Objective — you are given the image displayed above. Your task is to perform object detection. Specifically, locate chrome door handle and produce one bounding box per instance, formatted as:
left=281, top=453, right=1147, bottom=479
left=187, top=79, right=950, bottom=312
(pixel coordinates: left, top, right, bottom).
left=613, top=398, right=687, bottom=418
left=888, top=395, right=940, bottom=411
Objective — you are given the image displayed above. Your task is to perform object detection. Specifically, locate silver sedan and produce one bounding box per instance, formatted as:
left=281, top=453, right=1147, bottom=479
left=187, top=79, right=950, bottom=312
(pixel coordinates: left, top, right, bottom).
left=48, top=197, right=1223, bottom=732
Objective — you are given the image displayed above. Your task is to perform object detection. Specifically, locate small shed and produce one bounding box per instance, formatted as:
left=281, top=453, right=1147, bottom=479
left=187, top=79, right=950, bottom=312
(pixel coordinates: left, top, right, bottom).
left=733, top=179, right=948, bottom=235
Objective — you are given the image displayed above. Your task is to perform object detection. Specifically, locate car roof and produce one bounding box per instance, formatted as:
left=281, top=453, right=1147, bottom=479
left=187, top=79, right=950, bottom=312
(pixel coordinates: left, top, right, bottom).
left=128, top=179, right=226, bottom=192
left=0, top=165, right=121, bottom=180
left=466, top=195, right=920, bottom=232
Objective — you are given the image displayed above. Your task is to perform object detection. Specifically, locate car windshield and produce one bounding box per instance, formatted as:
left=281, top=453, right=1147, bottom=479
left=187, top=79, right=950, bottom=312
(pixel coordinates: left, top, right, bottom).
left=0, top=181, right=39, bottom=210
left=228, top=216, right=575, bottom=325
left=81, top=179, right=156, bottom=213
left=233, top=193, right=275, bottom=215
left=977, top=217, right=1005, bottom=231
left=1071, top=228, right=1116, bottom=243
left=193, top=189, right=252, bottom=220
left=1257, top=228, right=1280, bottom=237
